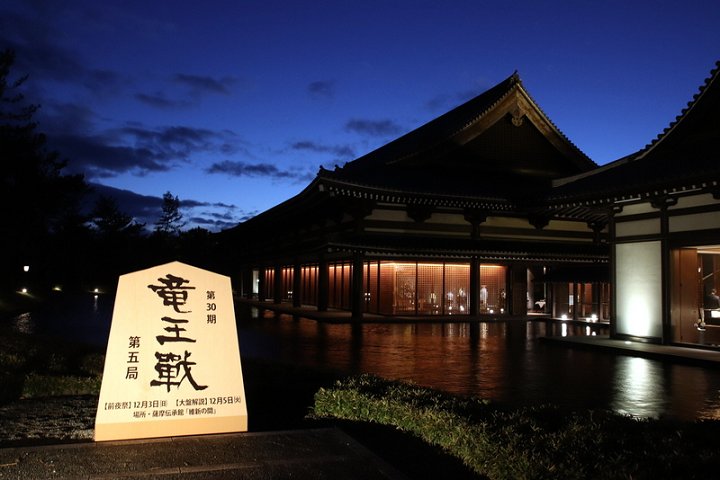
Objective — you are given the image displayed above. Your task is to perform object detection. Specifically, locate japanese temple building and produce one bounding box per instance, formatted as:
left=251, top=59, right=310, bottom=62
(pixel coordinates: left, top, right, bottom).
left=547, top=60, right=720, bottom=347
left=222, top=61, right=720, bottom=349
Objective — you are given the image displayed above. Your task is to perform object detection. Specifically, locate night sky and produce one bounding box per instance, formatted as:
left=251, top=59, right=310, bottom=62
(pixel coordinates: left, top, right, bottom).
left=2, top=1, right=719, bottom=231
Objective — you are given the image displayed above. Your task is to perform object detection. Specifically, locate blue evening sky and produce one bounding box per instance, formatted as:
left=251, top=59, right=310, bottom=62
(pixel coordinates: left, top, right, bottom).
left=2, top=1, right=719, bottom=231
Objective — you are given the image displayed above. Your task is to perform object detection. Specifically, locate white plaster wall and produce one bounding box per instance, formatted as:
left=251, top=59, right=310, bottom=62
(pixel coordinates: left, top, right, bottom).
left=615, top=241, right=663, bottom=339
left=669, top=211, right=720, bottom=232
left=615, top=218, right=661, bottom=237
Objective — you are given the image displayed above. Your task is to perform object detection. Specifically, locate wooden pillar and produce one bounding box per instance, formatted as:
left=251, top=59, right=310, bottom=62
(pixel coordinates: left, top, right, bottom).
left=239, top=269, right=250, bottom=298
left=293, top=264, right=302, bottom=308
left=469, top=256, right=480, bottom=316
left=273, top=265, right=282, bottom=304
left=258, top=268, right=267, bottom=301
left=351, top=253, right=365, bottom=322
left=510, top=264, right=528, bottom=316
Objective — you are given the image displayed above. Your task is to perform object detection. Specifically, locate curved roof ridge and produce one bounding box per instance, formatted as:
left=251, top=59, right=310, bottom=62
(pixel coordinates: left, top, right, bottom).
left=334, top=71, right=523, bottom=171
left=635, top=60, right=720, bottom=159
left=514, top=79, right=593, bottom=164
left=455, top=71, right=522, bottom=134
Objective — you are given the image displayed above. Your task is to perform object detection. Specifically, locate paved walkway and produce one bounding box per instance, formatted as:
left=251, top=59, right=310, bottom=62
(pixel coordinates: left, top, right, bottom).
left=0, top=428, right=406, bottom=480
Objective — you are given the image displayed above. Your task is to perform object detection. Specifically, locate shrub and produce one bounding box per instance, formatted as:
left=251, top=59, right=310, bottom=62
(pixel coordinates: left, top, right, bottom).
left=311, top=374, right=720, bottom=480
left=21, top=373, right=102, bottom=398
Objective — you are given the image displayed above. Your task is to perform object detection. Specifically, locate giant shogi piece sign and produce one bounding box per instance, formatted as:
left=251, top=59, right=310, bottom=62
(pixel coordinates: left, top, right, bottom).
left=94, top=261, right=247, bottom=441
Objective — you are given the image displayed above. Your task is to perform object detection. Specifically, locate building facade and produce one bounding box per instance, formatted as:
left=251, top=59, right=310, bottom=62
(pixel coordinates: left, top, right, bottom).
left=222, top=73, right=611, bottom=322
left=547, top=61, right=720, bottom=348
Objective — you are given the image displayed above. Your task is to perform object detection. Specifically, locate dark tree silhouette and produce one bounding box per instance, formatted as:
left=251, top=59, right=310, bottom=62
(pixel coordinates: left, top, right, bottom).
left=90, top=195, right=144, bottom=237
left=0, top=49, right=87, bottom=290
left=154, top=191, right=185, bottom=236
left=86, top=195, right=147, bottom=285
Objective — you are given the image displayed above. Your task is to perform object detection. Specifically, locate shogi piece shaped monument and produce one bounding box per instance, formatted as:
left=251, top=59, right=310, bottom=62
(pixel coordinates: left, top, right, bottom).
left=95, top=261, right=248, bottom=441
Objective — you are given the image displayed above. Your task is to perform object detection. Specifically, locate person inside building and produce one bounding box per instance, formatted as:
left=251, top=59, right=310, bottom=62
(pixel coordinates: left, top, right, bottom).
left=706, top=288, right=720, bottom=309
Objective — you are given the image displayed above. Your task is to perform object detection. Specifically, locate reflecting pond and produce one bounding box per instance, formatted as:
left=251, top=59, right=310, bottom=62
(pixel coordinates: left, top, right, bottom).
left=10, top=294, right=720, bottom=421
left=238, top=306, right=720, bottom=421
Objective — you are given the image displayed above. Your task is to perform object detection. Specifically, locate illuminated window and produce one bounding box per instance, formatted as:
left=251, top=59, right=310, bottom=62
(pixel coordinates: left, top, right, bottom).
left=301, top=264, right=318, bottom=305
left=263, top=268, right=274, bottom=301
left=328, top=261, right=352, bottom=309
left=479, top=265, right=506, bottom=313
left=282, top=267, right=293, bottom=301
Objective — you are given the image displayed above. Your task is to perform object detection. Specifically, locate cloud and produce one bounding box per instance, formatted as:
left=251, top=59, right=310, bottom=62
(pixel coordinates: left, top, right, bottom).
left=53, top=133, right=171, bottom=179
left=174, top=73, right=236, bottom=95
left=135, top=92, right=192, bottom=109
left=0, top=9, right=127, bottom=98
left=87, top=183, right=248, bottom=231
left=206, top=160, right=313, bottom=181
left=290, top=140, right=355, bottom=159
left=425, top=89, right=480, bottom=111
left=189, top=207, right=254, bottom=231
left=43, top=119, right=243, bottom=180
left=345, top=118, right=403, bottom=137
left=307, top=80, right=335, bottom=99
left=86, top=183, right=161, bottom=226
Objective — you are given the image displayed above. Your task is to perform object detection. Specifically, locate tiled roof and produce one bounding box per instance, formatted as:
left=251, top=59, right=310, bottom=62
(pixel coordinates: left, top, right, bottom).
left=320, top=72, right=596, bottom=201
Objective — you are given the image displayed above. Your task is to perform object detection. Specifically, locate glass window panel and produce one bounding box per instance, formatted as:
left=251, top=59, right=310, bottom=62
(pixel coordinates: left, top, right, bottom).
left=364, top=261, right=379, bottom=313
left=394, top=263, right=416, bottom=314
left=263, top=268, right=274, bottom=301
left=378, top=261, right=396, bottom=315
left=301, top=264, right=318, bottom=305
left=417, top=263, right=443, bottom=315
left=479, top=264, right=506, bottom=313
left=444, top=263, right=469, bottom=315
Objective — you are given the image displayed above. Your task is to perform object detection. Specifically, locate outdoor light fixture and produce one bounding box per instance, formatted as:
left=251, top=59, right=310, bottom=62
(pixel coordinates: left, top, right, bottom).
left=21, top=288, right=27, bottom=294
left=23, top=265, right=30, bottom=272
left=94, top=288, right=99, bottom=293
left=561, top=314, right=568, bottom=320
left=590, top=314, right=598, bottom=322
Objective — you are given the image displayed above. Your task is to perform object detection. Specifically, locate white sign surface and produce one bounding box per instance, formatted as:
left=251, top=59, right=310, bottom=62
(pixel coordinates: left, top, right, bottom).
left=95, top=261, right=248, bottom=441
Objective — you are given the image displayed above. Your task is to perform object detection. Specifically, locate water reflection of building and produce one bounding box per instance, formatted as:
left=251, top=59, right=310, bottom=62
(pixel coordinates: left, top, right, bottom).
left=223, top=61, right=720, bottom=350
